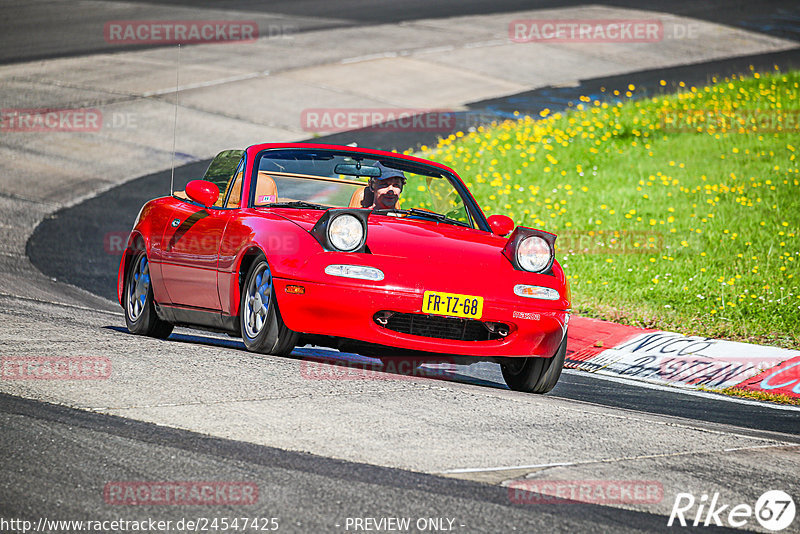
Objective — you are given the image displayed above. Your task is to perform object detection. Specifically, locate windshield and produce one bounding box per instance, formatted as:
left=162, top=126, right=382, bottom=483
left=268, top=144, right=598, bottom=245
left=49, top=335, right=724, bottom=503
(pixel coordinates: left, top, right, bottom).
left=252, top=149, right=476, bottom=228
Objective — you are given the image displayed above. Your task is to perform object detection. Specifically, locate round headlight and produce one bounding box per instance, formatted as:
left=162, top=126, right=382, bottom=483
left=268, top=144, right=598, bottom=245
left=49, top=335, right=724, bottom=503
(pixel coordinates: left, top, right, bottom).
left=516, top=236, right=552, bottom=272
left=328, top=214, right=364, bottom=251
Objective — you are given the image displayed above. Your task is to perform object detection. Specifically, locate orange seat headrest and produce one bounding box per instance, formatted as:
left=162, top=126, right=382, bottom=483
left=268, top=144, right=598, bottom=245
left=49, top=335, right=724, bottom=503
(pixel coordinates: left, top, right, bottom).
left=349, top=186, right=373, bottom=208
left=254, top=172, right=278, bottom=205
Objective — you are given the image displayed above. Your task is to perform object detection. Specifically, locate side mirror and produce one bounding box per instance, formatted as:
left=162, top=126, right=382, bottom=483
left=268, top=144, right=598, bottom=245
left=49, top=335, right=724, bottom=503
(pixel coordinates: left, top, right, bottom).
left=185, top=180, right=219, bottom=207
left=487, top=214, right=515, bottom=236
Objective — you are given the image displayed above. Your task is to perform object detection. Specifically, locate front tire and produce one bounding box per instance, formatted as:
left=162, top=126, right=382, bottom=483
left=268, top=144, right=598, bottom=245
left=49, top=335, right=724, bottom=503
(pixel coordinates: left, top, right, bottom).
left=501, top=333, right=566, bottom=393
left=124, top=251, right=173, bottom=339
left=240, top=256, right=298, bottom=356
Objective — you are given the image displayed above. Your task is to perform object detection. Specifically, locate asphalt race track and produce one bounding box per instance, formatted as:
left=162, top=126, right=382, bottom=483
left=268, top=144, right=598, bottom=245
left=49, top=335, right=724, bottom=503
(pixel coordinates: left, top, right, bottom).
left=25, top=99, right=800, bottom=436
left=3, top=2, right=800, bottom=533
left=2, top=1, right=799, bottom=64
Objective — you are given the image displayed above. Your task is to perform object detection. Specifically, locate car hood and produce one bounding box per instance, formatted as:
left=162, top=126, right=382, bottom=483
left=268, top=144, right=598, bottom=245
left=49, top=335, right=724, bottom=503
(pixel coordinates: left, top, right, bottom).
left=272, top=208, right=513, bottom=272
left=367, top=215, right=508, bottom=261
left=268, top=207, right=507, bottom=262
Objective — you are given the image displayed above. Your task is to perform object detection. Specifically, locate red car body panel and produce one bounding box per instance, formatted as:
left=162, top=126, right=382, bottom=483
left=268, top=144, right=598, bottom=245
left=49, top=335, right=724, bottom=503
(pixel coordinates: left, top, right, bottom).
left=118, top=143, right=570, bottom=359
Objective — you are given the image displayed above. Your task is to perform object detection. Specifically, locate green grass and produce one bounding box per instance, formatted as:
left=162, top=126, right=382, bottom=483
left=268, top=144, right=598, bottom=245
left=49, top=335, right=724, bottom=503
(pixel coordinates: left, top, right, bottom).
left=700, top=386, right=800, bottom=406
left=417, top=68, right=800, bottom=347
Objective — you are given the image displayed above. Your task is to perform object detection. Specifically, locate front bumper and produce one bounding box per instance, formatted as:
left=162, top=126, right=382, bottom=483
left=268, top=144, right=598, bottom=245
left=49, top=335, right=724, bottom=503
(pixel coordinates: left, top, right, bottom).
left=274, top=277, right=567, bottom=358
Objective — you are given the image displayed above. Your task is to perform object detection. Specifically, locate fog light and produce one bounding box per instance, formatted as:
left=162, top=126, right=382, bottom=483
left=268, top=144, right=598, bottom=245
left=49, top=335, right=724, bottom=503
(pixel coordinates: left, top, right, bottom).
left=374, top=311, right=395, bottom=326
left=485, top=322, right=510, bottom=337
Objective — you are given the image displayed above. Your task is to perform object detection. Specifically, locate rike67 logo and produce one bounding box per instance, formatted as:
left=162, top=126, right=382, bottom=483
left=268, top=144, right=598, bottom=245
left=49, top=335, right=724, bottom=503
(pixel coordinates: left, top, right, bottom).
left=668, top=490, right=795, bottom=531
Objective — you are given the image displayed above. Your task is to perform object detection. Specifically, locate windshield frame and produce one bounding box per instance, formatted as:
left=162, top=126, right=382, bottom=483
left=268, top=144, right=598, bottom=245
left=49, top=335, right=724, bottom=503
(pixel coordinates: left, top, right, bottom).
left=248, top=147, right=489, bottom=231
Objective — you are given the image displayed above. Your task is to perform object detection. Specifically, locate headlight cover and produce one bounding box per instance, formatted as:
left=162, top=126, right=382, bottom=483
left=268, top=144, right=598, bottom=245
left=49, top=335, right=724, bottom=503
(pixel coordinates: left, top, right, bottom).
left=309, top=209, right=370, bottom=253
left=516, top=235, right=552, bottom=272
left=325, top=264, right=384, bottom=281
left=328, top=214, right=364, bottom=252
left=514, top=284, right=560, bottom=300
left=501, top=226, right=557, bottom=274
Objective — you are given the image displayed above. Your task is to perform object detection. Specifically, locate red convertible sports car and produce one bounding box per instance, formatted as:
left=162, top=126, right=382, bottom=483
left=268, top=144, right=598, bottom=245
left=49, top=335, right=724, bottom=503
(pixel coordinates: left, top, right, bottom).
left=118, top=143, right=571, bottom=393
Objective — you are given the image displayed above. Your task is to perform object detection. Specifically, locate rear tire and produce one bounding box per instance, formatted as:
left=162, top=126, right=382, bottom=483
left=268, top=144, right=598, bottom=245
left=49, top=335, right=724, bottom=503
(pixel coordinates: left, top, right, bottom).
left=501, top=333, right=566, bottom=393
left=124, top=251, right=173, bottom=339
left=240, top=256, right=298, bottom=356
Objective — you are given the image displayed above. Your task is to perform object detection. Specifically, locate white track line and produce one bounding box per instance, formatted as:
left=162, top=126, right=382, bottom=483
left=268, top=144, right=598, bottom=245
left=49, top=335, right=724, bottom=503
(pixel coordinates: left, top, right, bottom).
left=141, top=71, right=269, bottom=97
left=441, top=443, right=799, bottom=475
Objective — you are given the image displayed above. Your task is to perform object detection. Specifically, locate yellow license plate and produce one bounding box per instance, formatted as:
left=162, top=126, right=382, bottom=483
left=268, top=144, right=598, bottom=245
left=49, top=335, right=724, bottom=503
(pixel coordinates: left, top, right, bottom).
left=422, top=291, right=484, bottom=319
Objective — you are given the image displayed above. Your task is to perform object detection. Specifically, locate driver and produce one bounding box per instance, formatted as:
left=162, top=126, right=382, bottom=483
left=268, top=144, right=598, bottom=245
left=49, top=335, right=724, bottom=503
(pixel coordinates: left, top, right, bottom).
left=366, top=162, right=406, bottom=210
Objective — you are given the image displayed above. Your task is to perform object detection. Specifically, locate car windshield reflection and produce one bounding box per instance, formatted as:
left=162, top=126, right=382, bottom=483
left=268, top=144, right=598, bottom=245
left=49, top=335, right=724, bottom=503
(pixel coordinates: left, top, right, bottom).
left=251, top=149, right=475, bottom=228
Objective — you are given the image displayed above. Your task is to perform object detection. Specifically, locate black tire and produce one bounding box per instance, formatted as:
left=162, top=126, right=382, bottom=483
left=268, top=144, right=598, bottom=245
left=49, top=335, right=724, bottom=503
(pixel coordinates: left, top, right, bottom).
left=124, top=250, right=173, bottom=339
left=240, top=256, right=298, bottom=356
left=501, top=333, right=567, bottom=393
